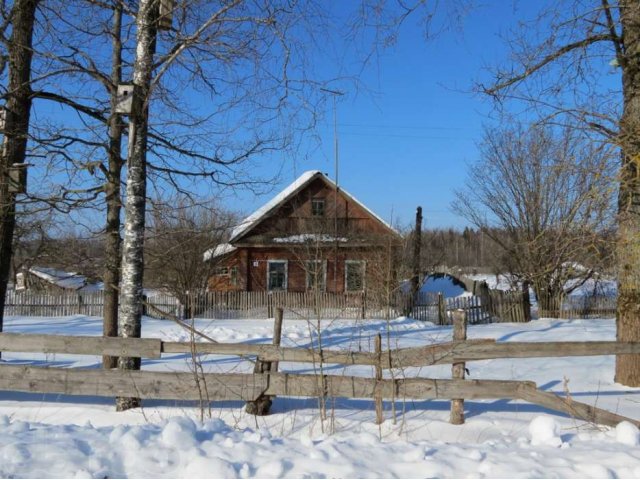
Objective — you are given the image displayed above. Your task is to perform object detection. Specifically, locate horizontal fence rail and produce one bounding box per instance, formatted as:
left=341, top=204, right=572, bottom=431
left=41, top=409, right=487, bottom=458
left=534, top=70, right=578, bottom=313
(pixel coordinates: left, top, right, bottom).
left=3, top=333, right=640, bottom=368
left=0, top=331, right=638, bottom=428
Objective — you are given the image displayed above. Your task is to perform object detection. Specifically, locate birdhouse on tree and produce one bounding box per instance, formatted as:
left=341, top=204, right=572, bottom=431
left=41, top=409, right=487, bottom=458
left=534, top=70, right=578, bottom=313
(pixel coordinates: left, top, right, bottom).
left=115, top=84, right=133, bottom=115
left=158, top=0, right=174, bottom=30
left=8, top=163, right=28, bottom=194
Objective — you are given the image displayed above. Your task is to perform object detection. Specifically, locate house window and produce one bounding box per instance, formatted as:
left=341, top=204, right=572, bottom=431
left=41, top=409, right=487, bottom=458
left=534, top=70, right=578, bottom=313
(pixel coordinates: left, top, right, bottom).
left=268, top=260, right=288, bottom=291
left=214, top=267, right=229, bottom=275
left=311, top=198, right=325, bottom=217
left=230, top=266, right=238, bottom=286
left=15, top=272, right=25, bottom=290
left=306, top=260, right=326, bottom=291
left=345, top=260, right=365, bottom=292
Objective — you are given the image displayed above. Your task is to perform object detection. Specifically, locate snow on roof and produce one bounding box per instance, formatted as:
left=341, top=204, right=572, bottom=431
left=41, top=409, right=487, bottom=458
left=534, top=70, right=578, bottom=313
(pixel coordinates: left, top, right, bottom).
left=230, top=170, right=322, bottom=242
left=203, top=243, right=237, bottom=261
left=273, top=234, right=348, bottom=244
left=28, top=267, right=88, bottom=290
left=229, top=170, right=397, bottom=242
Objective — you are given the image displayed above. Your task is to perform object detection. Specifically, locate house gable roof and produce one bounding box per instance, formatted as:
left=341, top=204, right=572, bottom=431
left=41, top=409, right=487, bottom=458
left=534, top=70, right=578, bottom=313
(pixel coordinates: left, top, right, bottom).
left=229, top=170, right=398, bottom=244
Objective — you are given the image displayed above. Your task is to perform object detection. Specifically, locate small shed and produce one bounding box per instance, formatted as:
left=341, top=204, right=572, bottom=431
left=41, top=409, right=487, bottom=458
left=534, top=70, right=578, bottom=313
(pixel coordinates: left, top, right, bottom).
left=16, top=267, right=100, bottom=293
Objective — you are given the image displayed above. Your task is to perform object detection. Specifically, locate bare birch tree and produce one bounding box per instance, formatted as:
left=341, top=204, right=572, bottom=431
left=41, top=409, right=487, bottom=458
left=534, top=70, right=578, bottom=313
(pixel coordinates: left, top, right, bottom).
left=145, top=197, right=237, bottom=311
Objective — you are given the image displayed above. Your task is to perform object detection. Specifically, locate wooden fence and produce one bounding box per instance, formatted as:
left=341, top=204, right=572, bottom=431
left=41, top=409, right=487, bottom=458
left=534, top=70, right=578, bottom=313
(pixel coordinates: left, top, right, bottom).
left=4, top=290, right=106, bottom=317
left=0, top=328, right=638, bottom=428
left=3, top=290, right=182, bottom=319
left=410, top=289, right=529, bottom=324
left=545, top=295, right=617, bottom=320
left=3, top=290, right=420, bottom=320
left=4, top=288, right=615, bottom=322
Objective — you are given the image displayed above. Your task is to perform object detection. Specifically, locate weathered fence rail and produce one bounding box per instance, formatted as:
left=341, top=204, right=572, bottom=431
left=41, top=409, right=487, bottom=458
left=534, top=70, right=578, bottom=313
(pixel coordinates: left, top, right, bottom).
left=2, top=332, right=640, bottom=368
left=0, top=330, right=638, bottom=428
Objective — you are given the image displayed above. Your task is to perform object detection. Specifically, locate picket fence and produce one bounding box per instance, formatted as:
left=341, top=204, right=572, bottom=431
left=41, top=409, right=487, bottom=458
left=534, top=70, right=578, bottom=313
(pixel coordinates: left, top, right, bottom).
left=542, top=294, right=617, bottom=319
left=3, top=288, right=616, bottom=322
left=3, top=290, right=182, bottom=319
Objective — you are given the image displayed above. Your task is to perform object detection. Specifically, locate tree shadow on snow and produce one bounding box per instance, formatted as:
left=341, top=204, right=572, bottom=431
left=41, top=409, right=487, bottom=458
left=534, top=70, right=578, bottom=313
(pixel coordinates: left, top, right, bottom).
left=497, top=320, right=569, bottom=342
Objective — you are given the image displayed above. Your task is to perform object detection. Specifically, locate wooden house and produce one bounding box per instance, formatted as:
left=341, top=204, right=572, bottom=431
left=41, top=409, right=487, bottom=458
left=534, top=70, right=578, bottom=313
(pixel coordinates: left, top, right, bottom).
left=207, top=171, right=401, bottom=294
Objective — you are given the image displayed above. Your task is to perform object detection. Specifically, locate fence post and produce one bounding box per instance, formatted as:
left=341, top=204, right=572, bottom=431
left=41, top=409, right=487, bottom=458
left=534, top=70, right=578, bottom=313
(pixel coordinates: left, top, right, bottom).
left=450, top=309, right=467, bottom=425
left=267, top=293, right=273, bottom=319
left=246, top=307, right=284, bottom=415
left=437, top=293, right=445, bottom=325
left=361, top=291, right=366, bottom=320
left=522, top=281, right=531, bottom=322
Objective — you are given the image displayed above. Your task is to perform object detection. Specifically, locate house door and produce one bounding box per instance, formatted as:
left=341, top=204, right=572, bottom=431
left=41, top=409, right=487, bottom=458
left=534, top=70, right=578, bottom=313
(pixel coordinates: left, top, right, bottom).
left=267, top=260, right=287, bottom=291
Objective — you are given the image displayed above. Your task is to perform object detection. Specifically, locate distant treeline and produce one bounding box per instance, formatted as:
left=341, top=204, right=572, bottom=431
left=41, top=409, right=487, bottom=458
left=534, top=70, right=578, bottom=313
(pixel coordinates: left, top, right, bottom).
left=401, top=227, right=615, bottom=276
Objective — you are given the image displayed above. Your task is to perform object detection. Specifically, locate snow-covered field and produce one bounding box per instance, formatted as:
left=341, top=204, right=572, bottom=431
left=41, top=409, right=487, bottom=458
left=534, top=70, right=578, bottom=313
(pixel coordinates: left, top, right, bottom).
left=1, top=314, right=640, bottom=478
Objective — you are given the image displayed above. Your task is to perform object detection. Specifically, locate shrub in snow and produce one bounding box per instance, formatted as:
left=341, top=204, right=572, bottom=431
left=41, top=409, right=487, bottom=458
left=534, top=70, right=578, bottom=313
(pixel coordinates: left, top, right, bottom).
left=616, top=421, right=640, bottom=447
left=529, top=416, right=562, bottom=447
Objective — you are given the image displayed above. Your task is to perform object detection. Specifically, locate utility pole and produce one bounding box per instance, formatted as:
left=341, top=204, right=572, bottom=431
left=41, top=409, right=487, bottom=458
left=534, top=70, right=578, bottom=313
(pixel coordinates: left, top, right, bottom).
left=411, top=206, right=423, bottom=298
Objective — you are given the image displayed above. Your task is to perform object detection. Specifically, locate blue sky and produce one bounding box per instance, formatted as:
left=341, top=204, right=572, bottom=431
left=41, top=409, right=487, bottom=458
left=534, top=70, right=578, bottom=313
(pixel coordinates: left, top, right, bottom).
left=222, top=1, right=545, bottom=230
left=29, top=1, right=620, bottom=234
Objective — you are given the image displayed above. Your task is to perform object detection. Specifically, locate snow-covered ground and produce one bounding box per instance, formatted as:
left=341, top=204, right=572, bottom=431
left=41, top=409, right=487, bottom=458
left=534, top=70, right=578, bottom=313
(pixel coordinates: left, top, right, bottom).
left=1, top=314, right=640, bottom=478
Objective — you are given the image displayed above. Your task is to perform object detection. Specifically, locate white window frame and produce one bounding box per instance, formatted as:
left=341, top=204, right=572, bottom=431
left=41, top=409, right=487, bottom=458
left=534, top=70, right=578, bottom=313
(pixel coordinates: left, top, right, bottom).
left=230, top=266, right=239, bottom=286
left=267, top=260, right=288, bottom=291
left=311, top=198, right=325, bottom=217
left=213, top=266, right=229, bottom=276
left=305, top=260, right=327, bottom=292
left=15, top=272, right=26, bottom=290
left=345, top=260, right=366, bottom=292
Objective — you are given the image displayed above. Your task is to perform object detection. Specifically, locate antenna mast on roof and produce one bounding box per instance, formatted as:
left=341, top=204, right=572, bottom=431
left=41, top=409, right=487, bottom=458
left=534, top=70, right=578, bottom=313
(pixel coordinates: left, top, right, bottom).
left=321, top=88, right=344, bottom=292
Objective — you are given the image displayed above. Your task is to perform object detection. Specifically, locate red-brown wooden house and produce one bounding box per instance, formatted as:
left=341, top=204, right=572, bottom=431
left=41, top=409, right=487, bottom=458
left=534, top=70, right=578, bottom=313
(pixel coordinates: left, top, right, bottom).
left=207, top=171, right=401, bottom=294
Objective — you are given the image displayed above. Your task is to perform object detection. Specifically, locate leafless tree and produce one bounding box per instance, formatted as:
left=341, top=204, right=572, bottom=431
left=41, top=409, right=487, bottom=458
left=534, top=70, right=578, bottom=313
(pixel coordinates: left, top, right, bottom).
left=0, top=0, right=39, bottom=351
left=479, top=0, right=640, bottom=385
left=10, top=208, right=53, bottom=282
left=145, top=197, right=236, bottom=311
left=453, top=122, right=616, bottom=317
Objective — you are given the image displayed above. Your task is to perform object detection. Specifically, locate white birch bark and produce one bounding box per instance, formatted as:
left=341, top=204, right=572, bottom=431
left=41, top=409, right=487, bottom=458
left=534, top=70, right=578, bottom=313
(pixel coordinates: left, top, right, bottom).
left=116, top=0, right=158, bottom=411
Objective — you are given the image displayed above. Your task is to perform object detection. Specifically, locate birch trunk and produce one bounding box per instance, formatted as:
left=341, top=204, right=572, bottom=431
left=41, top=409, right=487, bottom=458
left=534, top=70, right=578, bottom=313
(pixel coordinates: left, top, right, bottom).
left=0, top=0, right=39, bottom=350
left=116, top=0, right=158, bottom=411
left=103, top=1, right=124, bottom=370
left=615, top=0, right=640, bottom=386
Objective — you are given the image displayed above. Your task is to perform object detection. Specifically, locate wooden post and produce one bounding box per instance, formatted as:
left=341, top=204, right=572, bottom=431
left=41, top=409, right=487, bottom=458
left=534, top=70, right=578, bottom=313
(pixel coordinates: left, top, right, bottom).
left=246, top=307, right=284, bottom=415
left=522, top=281, right=532, bottom=322
left=450, top=309, right=467, bottom=425
left=272, top=307, right=284, bottom=373
left=374, top=333, right=384, bottom=424
left=411, top=206, right=423, bottom=299
left=267, top=293, right=273, bottom=319
left=437, top=293, right=445, bottom=325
